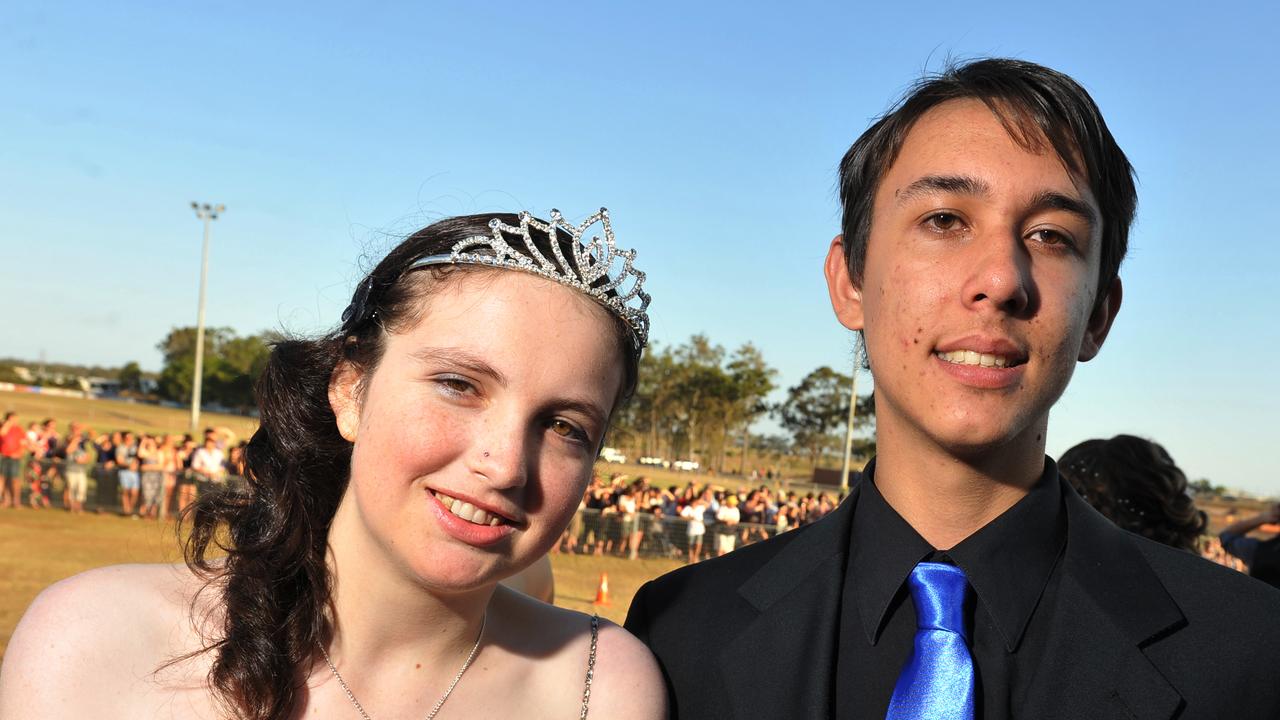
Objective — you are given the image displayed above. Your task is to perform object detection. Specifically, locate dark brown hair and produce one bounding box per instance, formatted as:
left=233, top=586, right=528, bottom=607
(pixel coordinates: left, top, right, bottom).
left=181, top=213, right=641, bottom=719
left=838, top=58, right=1137, bottom=304
left=1060, top=434, right=1207, bottom=552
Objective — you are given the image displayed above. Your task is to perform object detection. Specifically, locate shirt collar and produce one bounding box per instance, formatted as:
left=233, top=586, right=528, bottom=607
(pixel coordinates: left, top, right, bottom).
left=850, top=457, right=1066, bottom=652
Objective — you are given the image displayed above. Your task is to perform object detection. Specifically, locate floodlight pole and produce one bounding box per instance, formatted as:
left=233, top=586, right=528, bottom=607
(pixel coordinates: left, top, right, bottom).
left=190, top=202, right=225, bottom=434
left=839, top=367, right=858, bottom=491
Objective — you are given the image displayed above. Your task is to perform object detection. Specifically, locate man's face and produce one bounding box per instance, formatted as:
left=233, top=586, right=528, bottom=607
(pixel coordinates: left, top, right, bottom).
left=826, top=99, right=1121, bottom=459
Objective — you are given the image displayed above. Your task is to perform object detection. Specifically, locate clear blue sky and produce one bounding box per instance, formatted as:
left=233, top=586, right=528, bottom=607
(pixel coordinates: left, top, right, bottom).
left=2, top=1, right=1278, bottom=494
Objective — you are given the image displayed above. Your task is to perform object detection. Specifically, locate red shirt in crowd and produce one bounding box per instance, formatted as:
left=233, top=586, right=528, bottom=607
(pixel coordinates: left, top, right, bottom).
left=0, top=423, right=25, bottom=458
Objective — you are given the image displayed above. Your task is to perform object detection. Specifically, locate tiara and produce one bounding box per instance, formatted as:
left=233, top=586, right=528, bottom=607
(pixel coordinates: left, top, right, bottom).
left=407, top=208, right=651, bottom=349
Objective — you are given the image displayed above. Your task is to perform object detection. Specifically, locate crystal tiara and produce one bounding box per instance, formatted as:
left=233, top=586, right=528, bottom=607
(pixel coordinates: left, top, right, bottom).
left=408, top=208, right=651, bottom=349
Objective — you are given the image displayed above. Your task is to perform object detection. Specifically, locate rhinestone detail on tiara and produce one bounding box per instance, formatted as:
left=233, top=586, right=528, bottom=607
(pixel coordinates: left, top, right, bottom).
left=411, top=208, right=651, bottom=349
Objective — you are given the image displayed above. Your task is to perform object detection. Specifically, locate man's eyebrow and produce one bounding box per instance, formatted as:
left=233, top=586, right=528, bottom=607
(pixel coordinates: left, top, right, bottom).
left=1026, top=190, right=1098, bottom=230
left=895, top=174, right=992, bottom=205
left=411, top=347, right=507, bottom=387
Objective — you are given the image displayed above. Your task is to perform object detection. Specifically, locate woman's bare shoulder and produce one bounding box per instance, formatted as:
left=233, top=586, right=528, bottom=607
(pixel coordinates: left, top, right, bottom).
left=0, top=563, right=213, bottom=716
left=583, top=618, right=668, bottom=719
left=490, top=588, right=666, bottom=719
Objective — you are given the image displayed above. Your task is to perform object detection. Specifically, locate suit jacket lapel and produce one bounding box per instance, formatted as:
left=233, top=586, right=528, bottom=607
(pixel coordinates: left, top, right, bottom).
left=717, top=487, right=858, bottom=720
left=1023, top=488, right=1187, bottom=720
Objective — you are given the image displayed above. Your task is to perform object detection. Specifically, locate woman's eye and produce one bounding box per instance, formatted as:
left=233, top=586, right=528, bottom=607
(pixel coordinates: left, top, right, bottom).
left=549, top=419, right=588, bottom=443
left=436, top=377, right=476, bottom=396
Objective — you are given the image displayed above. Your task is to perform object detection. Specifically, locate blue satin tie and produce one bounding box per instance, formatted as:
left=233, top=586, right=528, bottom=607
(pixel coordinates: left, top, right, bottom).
left=884, top=562, right=975, bottom=720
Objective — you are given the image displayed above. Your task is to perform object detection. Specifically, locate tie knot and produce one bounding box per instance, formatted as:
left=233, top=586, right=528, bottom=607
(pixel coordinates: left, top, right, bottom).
left=907, top=562, right=970, bottom=638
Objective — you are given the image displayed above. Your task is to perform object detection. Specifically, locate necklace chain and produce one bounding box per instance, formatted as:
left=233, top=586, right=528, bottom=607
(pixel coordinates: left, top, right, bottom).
left=318, top=613, right=487, bottom=720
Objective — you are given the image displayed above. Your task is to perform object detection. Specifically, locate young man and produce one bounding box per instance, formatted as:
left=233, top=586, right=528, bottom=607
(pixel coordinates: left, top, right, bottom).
left=626, top=58, right=1280, bottom=719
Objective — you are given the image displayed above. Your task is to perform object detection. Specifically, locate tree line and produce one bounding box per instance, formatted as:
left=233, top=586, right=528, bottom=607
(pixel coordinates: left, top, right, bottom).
left=42, top=329, right=875, bottom=474
left=150, top=327, right=275, bottom=413
left=609, top=334, right=874, bottom=474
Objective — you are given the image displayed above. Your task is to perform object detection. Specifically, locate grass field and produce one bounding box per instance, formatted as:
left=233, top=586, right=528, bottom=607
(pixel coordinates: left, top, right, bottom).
left=0, top=508, right=683, bottom=662
left=0, top=389, right=259, bottom=439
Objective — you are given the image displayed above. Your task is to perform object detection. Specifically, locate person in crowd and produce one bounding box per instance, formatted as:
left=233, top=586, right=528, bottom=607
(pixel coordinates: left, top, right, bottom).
left=0, top=412, right=26, bottom=508
left=157, top=434, right=179, bottom=520
left=715, top=494, right=740, bottom=556
left=680, top=491, right=708, bottom=563
left=26, top=420, right=55, bottom=509
left=1059, top=435, right=1207, bottom=552
left=62, top=430, right=95, bottom=515
left=1201, top=533, right=1248, bottom=573
left=190, top=433, right=227, bottom=500
left=2, top=209, right=664, bottom=719
left=93, top=431, right=119, bottom=514
left=1219, top=503, right=1280, bottom=590
left=226, top=440, right=247, bottom=479
left=136, top=434, right=163, bottom=519
left=617, top=483, right=640, bottom=558
left=626, top=58, right=1280, bottom=718
left=115, top=431, right=139, bottom=516
left=174, top=436, right=199, bottom=516
left=58, top=422, right=83, bottom=509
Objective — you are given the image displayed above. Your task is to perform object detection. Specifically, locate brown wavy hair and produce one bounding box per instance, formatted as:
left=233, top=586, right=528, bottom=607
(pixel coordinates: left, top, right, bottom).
left=180, top=213, right=641, bottom=719
left=1059, top=434, right=1207, bottom=552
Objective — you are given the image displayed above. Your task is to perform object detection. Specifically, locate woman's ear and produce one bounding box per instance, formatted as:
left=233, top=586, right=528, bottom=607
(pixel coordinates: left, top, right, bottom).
left=328, top=361, right=363, bottom=442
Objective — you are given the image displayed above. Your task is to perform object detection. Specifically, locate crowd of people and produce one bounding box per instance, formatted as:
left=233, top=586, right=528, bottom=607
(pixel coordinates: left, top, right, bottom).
left=3, top=411, right=1273, bottom=582
left=0, top=412, right=247, bottom=518
left=562, top=445, right=1277, bottom=584
left=557, top=473, right=846, bottom=562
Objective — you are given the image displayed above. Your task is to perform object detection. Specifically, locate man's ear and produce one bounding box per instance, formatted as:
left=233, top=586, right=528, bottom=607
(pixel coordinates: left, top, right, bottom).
left=1079, top=276, right=1123, bottom=361
left=824, top=235, right=865, bottom=331
left=328, top=361, right=363, bottom=442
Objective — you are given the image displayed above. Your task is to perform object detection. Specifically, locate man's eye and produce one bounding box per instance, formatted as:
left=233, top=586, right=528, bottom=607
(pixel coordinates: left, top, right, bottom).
left=924, top=213, right=963, bottom=232
left=1028, top=228, right=1072, bottom=248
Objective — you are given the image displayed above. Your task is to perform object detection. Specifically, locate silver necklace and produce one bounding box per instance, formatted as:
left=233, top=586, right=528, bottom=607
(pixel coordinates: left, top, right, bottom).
left=318, top=613, right=487, bottom=720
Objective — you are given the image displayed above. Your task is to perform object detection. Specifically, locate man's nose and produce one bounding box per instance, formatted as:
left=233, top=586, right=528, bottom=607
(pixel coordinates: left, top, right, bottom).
left=961, top=235, right=1033, bottom=317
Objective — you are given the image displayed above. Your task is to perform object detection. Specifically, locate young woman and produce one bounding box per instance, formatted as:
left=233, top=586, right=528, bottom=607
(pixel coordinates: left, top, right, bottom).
left=1059, top=434, right=1208, bottom=552
left=1, top=209, right=666, bottom=719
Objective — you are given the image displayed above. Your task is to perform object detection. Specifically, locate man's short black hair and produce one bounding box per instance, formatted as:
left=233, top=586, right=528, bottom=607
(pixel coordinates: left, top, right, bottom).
left=838, top=58, right=1137, bottom=307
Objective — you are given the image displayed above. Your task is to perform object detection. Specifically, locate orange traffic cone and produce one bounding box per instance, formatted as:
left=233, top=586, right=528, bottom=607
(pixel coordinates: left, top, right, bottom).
left=592, top=572, right=611, bottom=606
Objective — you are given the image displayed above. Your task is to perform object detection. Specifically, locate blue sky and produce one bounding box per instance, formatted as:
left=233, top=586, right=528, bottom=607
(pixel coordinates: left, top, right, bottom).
left=2, top=1, right=1277, bottom=494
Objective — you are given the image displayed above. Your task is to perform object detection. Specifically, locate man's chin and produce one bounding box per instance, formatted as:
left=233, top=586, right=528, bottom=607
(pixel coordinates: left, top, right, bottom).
left=931, top=420, right=1049, bottom=468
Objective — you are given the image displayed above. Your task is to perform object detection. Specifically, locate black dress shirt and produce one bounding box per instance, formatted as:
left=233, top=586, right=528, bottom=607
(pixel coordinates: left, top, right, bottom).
left=834, top=460, right=1066, bottom=719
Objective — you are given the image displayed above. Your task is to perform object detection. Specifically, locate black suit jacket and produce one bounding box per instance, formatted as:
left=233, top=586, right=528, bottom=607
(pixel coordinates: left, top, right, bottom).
left=625, top=479, right=1280, bottom=719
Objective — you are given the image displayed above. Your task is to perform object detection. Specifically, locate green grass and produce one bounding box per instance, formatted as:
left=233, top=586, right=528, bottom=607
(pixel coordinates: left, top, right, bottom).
left=0, top=508, right=683, bottom=661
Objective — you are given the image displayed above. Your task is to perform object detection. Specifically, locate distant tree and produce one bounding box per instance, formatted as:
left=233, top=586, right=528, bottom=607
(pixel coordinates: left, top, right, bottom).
left=670, top=335, right=733, bottom=466
left=775, top=366, right=855, bottom=469
left=0, top=364, right=22, bottom=384
left=1189, top=478, right=1225, bottom=496
left=754, top=433, right=793, bottom=466
left=726, top=343, right=777, bottom=475
left=156, top=327, right=270, bottom=412
left=118, top=362, right=143, bottom=393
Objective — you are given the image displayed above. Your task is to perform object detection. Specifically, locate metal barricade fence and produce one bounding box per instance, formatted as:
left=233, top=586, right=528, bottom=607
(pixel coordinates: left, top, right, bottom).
left=0, top=456, right=244, bottom=513
left=3, top=458, right=785, bottom=561
left=559, top=507, right=784, bottom=560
